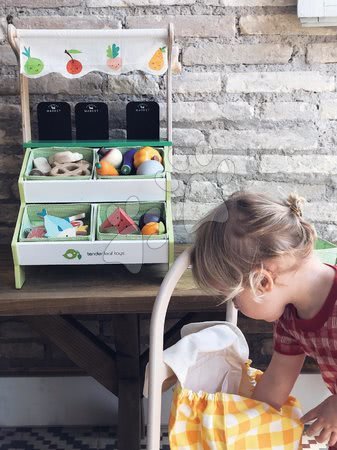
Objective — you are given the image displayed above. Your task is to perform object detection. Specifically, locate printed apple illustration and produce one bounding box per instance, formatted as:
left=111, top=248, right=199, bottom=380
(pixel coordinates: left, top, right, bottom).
left=65, top=49, right=83, bottom=75
left=106, top=44, right=122, bottom=71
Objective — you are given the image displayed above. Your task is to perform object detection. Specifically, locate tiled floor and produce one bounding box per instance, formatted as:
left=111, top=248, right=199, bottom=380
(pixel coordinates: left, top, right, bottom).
left=0, top=426, right=328, bottom=449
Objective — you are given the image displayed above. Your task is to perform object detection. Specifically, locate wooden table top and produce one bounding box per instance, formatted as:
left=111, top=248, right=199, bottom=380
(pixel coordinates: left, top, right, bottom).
left=0, top=244, right=226, bottom=316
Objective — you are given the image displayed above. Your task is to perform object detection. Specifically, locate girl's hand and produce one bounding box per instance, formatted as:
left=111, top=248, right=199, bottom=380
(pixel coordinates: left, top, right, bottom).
left=301, top=395, right=337, bottom=446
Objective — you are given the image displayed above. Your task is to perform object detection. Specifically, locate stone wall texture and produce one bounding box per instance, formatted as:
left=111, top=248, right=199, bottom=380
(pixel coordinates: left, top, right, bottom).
left=0, top=0, right=331, bottom=372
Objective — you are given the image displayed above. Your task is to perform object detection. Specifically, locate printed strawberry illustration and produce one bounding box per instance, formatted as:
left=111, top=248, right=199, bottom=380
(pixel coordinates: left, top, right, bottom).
left=106, top=44, right=122, bottom=71
left=65, top=49, right=83, bottom=75
left=22, top=47, right=44, bottom=75
left=148, top=47, right=166, bottom=71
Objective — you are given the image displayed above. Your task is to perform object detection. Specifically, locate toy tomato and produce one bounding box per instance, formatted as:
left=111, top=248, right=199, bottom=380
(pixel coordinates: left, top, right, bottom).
left=134, top=146, right=162, bottom=169
left=141, top=221, right=165, bottom=235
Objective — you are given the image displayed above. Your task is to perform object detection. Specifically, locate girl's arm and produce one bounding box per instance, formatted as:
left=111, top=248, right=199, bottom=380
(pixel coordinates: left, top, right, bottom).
left=251, top=351, right=306, bottom=410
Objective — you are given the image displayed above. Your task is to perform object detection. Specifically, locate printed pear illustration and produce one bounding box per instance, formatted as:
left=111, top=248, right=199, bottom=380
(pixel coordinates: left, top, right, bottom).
left=65, top=49, right=83, bottom=75
left=148, top=47, right=166, bottom=71
left=106, top=44, right=122, bottom=71
left=22, top=47, right=44, bottom=75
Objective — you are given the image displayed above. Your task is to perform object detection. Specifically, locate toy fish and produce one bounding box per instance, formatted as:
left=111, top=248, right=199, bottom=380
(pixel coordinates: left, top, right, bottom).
left=37, top=208, right=73, bottom=238
left=63, top=249, right=82, bottom=260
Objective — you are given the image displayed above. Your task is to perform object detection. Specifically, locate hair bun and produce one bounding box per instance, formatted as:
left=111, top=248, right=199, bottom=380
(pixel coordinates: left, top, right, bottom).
left=285, top=193, right=305, bottom=218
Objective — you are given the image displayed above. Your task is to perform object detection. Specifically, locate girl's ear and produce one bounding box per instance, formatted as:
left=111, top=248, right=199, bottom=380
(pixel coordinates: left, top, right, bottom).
left=256, top=269, right=274, bottom=294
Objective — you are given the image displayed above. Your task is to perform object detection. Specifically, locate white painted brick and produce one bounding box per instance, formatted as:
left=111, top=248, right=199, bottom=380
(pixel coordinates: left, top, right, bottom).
left=171, top=179, right=186, bottom=198
left=173, top=224, right=193, bottom=243
left=260, top=102, right=318, bottom=121
left=221, top=102, right=254, bottom=120
left=173, top=72, right=222, bottom=94
left=13, top=16, right=121, bottom=29
left=305, top=203, right=337, bottom=222
left=172, top=102, right=222, bottom=122
left=172, top=155, right=253, bottom=175
left=307, top=44, right=337, bottom=64
left=171, top=129, right=206, bottom=147
left=260, top=155, right=337, bottom=174
left=184, top=43, right=292, bottom=66
left=0, top=46, right=17, bottom=66
left=209, top=128, right=318, bottom=151
left=108, top=74, right=159, bottom=95
left=173, top=201, right=220, bottom=221
left=187, top=180, right=222, bottom=202
left=237, top=181, right=326, bottom=202
left=320, top=101, right=337, bottom=120
left=240, top=15, right=337, bottom=36
left=126, top=15, right=235, bottom=38
left=206, top=0, right=295, bottom=5
left=172, top=101, right=254, bottom=122
left=0, top=105, right=21, bottom=121
left=87, top=0, right=195, bottom=5
left=0, top=19, right=6, bottom=43
left=226, top=72, right=335, bottom=93
left=6, top=0, right=80, bottom=5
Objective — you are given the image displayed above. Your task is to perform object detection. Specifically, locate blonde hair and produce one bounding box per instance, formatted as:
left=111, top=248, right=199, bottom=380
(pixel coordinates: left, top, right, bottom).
left=190, top=190, right=317, bottom=302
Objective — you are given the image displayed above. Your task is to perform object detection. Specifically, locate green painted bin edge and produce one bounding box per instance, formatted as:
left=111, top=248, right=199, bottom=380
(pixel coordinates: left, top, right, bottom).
left=23, top=140, right=173, bottom=148
left=314, top=238, right=337, bottom=265
left=166, top=173, right=175, bottom=266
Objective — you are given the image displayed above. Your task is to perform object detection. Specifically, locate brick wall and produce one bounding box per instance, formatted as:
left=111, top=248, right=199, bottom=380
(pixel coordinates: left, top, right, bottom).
left=0, top=0, right=332, bottom=372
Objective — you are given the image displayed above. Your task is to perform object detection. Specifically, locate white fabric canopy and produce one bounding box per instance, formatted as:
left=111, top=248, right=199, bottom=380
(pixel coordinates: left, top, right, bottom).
left=18, top=28, right=169, bottom=78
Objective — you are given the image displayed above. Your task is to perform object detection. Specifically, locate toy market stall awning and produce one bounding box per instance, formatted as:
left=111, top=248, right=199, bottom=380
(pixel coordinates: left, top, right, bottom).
left=16, top=28, right=170, bottom=78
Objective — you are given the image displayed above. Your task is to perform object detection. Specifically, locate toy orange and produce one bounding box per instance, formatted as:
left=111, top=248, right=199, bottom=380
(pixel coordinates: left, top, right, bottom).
left=148, top=47, right=166, bottom=71
left=134, top=146, right=163, bottom=168
left=141, top=221, right=165, bottom=235
left=95, top=160, right=119, bottom=176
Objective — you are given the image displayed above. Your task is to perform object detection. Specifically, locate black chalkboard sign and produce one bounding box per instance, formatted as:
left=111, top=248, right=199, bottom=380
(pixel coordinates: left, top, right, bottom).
left=75, top=102, right=109, bottom=140
left=126, top=101, right=160, bottom=141
left=37, top=102, right=72, bottom=141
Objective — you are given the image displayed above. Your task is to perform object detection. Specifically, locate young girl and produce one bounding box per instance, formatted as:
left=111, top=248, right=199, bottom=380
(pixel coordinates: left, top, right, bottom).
left=190, top=190, right=337, bottom=449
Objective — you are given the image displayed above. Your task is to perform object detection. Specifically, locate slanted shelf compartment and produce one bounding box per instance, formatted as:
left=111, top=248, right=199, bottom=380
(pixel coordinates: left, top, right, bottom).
left=24, top=147, right=94, bottom=180
left=97, top=201, right=167, bottom=240
left=19, top=143, right=171, bottom=203
left=19, top=203, right=94, bottom=242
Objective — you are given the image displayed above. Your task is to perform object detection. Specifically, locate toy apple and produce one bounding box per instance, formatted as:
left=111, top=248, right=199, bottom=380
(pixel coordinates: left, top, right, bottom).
left=65, top=49, right=83, bottom=75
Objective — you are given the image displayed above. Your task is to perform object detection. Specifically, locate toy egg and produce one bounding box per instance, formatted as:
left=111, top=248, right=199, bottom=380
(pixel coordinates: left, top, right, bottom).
left=141, top=221, right=166, bottom=235
left=96, top=160, right=119, bottom=176
left=101, top=148, right=123, bottom=169
left=136, top=160, right=164, bottom=176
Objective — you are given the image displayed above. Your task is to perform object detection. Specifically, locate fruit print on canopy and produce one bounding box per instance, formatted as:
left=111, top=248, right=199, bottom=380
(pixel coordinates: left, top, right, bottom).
left=65, top=49, right=83, bottom=75
left=106, top=44, right=122, bottom=71
left=22, top=47, right=44, bottom=75
left=148, top=47, right=166, bottom=71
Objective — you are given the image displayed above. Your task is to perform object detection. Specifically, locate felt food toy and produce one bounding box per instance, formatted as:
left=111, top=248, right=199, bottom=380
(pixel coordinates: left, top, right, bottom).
left=101, top=207, right=138, bottom=235
left=100, top=148, right=123, bottom=169
left=49, top=151, right=83, bottom=165
left=121, top=148, right=137, bottom=175
left=137, top=160, right=164, bottom=176
left=148, top=47, right=166, bottom=71
left=134, top=147, right=162, bottom=168
left=141, top=221, right=165, bottom=236
left=50, top=160, right=91, bottom=177
left=139, top=212, right=161, bottom=229
left=96, top=160, right=119, bottom=176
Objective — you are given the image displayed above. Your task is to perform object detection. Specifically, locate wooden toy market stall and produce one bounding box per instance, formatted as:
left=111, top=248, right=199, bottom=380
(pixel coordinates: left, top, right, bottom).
left=8, top=23, right=175, bottom=289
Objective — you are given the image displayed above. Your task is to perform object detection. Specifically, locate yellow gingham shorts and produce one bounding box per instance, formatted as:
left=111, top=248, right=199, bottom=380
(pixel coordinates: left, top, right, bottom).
left=169, top=374, right=304, bottom=450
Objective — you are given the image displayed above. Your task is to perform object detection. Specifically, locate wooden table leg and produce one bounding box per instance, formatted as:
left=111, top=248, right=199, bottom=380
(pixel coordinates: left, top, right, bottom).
left=113, top=314, right=141, bottom=450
